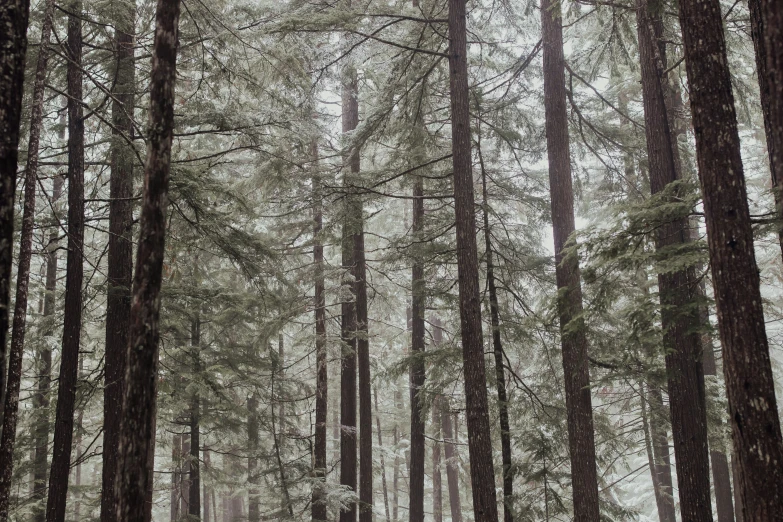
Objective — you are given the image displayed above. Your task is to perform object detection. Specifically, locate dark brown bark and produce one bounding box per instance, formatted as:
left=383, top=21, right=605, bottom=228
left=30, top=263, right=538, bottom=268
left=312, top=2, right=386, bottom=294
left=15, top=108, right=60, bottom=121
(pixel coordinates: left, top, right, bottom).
left=732, top=454, right=743, bottom=522
left=340, top=57, right=359, bottom=522
left=446, top=0, right=499, bottom=520
left=409, top=174, right=426, bottom=522
left=45, top=4, right=85, bottom=518
left=677, top=0, right=783, bottom=519
left=711, top=449, right=734, bottom=522
left=313, top=141, right=328, bottom=522
left=115, top=0, right=182, bottom=516
left=0, top=0, right=33, bottom=428
left=0, top=0, right=55, bottom=514
left=540, top=1, right=600, bottom=519
left=748, top=0, right=783, bottom=253
left=635, top=1, right=713, bottom=519
left=439, top=395, right=462, bottom=522
left=478, top=140, right=513, bottom=522
left=100, top=0, right=136, bottom=518
left=190, top=318, right=201, bottom=520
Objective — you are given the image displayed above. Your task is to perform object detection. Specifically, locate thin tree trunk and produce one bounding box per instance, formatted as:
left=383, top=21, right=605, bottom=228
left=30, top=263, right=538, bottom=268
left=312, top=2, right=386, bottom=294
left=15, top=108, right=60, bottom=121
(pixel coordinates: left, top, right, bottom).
left=0, top=0, right=55, bottom=514
left=271, top=342, right=294, bottom=518
left=647, top=385, right=676, bottom=522
left=635, top=1, right=713, bottom=519
left=732, top=454, right=743, bottom=522
left=313, top=138, right=328, bottom=522
left=172, top=434, right=182, bottom=522
left=446, top=0, right=499, bottom=520
left=0, top=0, right=34, bottom=429
left=340, top=51, right=359, bottom=522
left=540, top=0, right=600, bottom=518
left=357, top=201, right=372, bottom=522
left=248, top=393, right=259, bottom=522
left=115, top=0, right=182, bottom=516
left=204, top=450, right=212, bottom=522
left=45, top=3, right=85, bottom=517
left=181, top=435, right=191, bottom=515
left=432, top=398, right=443, bottom=522
left=439, top=396, right=462, bottom=522
left=375, top=388, right=391, bottom=522
left=409, top=173, right=426, bottom=522
left=639, top=383, right=666, bottom=522
left=478, top=138, right=513, bottom=522
left=190, top=318, right=201, bottom=520
left=677, top=0, right=783, bottom=518
left=392, top=398, right=399, bottom=522
left=32, top=171, right=62, bottom=522
left=101, top=0, right=136, bottom=517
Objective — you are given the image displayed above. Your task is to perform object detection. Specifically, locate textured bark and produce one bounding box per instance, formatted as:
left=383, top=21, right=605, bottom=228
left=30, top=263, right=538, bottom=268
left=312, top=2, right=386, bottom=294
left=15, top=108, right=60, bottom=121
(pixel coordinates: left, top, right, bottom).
left=312, top=141, right=328, bottom=522
left=190, top=319, right=201, bottom=519
left=100, top=0, right=136, bottom=518
left=0, top=0, right=33, bottom=429
left=440, top=396, right=462, bottom=522
left=748, top=0, right=783, bottom=254
left=447, top=0, right=499, bottom=520
left=115, top=0, right=182, bottom=516
left=479, top=145, right=513, bottom=522
left=340, top=55, right=359, bottom=522
left=0, top=0, right=54, bottom=514
left=248, top=394, right=259, bottom=522
left=374, top=388, right=391, bottom=522
left=431, top=326, right=444, bottom=522
left=540, top=1, right=600, bottom=519
left=635, top=1, right=713, bottom=519
left=45, top=4, right=85, bottom=518
left=32, top=170, right=63, bottom=522
left=677, top=0, right=783, bottom=519
left=409, top=174, right=426, bottom=522
left=732, top=455, right=743, bottom=522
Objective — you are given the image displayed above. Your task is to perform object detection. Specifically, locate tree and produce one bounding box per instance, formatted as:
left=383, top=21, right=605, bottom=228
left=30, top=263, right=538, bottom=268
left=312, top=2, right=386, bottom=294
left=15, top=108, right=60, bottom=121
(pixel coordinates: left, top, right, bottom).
left=0, top=0, right=33, bottom=429
left=0, top=0, right=55, bottom=514
left=677, top=0, right=783, bottom=518
left=635, top=0, right=713, bottom=519
left=44, top=2, right=86, bottom=517
left=540, top=0, right=600, bottom=518
left=446, top=0, right=499, bottom=519
left=100, top=0, right=136, bottom=518
left=115, top=0, right=182, bottom=516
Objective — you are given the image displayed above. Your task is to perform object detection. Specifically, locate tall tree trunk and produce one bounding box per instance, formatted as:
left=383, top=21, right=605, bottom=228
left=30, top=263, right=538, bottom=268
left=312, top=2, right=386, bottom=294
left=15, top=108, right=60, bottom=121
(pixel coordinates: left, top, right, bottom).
left=635, top=1, right=713, bottom=519
left=271, top=340, right=294, bottom=518
left=181, top=433, right=191, bottom=515
left=409, top=173, right=426, bottom=522
left=677, top=0, right=783, bottom=518
left=356, top=200, right=372, bottom=522
left=0, top=0, right=54, bottom=514
left=313, top=139, right=328, bottom=522
left=203, top=450, right=212, bottom=522
left=446, top=0, right=499, bottom=520
left=732, top=455, right=743, bottom=522
left=439, top=395, right=462, bottom=522
left=375, top=388, right=391, bottom=522
left=190, top=318, right=201, bottom=520
left=248, top=394, right=259, bottom=522
left=32, top=171, right=63, bottom=522
left=115, top=0, right=182, bottom=516
left=45, top=3, right=85, bottom=518
left=748, top=0, right=783, bottom=254
left=101, top=0, right=136, bottom=518
left=392, top=395, right=399, bottom=522
left=340, top=52, right=359, bottom=522
left=478, top=138, right=513, bottom=522
left=0, top=0, right=34, bottom=428
left=639, top=383, right=666, bottom=522
left=540, top=0, right=600, bottom=518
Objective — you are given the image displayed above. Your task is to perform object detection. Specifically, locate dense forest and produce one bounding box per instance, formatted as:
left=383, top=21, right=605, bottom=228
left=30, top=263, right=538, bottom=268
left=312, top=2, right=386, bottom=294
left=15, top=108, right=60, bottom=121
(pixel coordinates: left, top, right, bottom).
left=0, top=0, right=782, bottom=520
